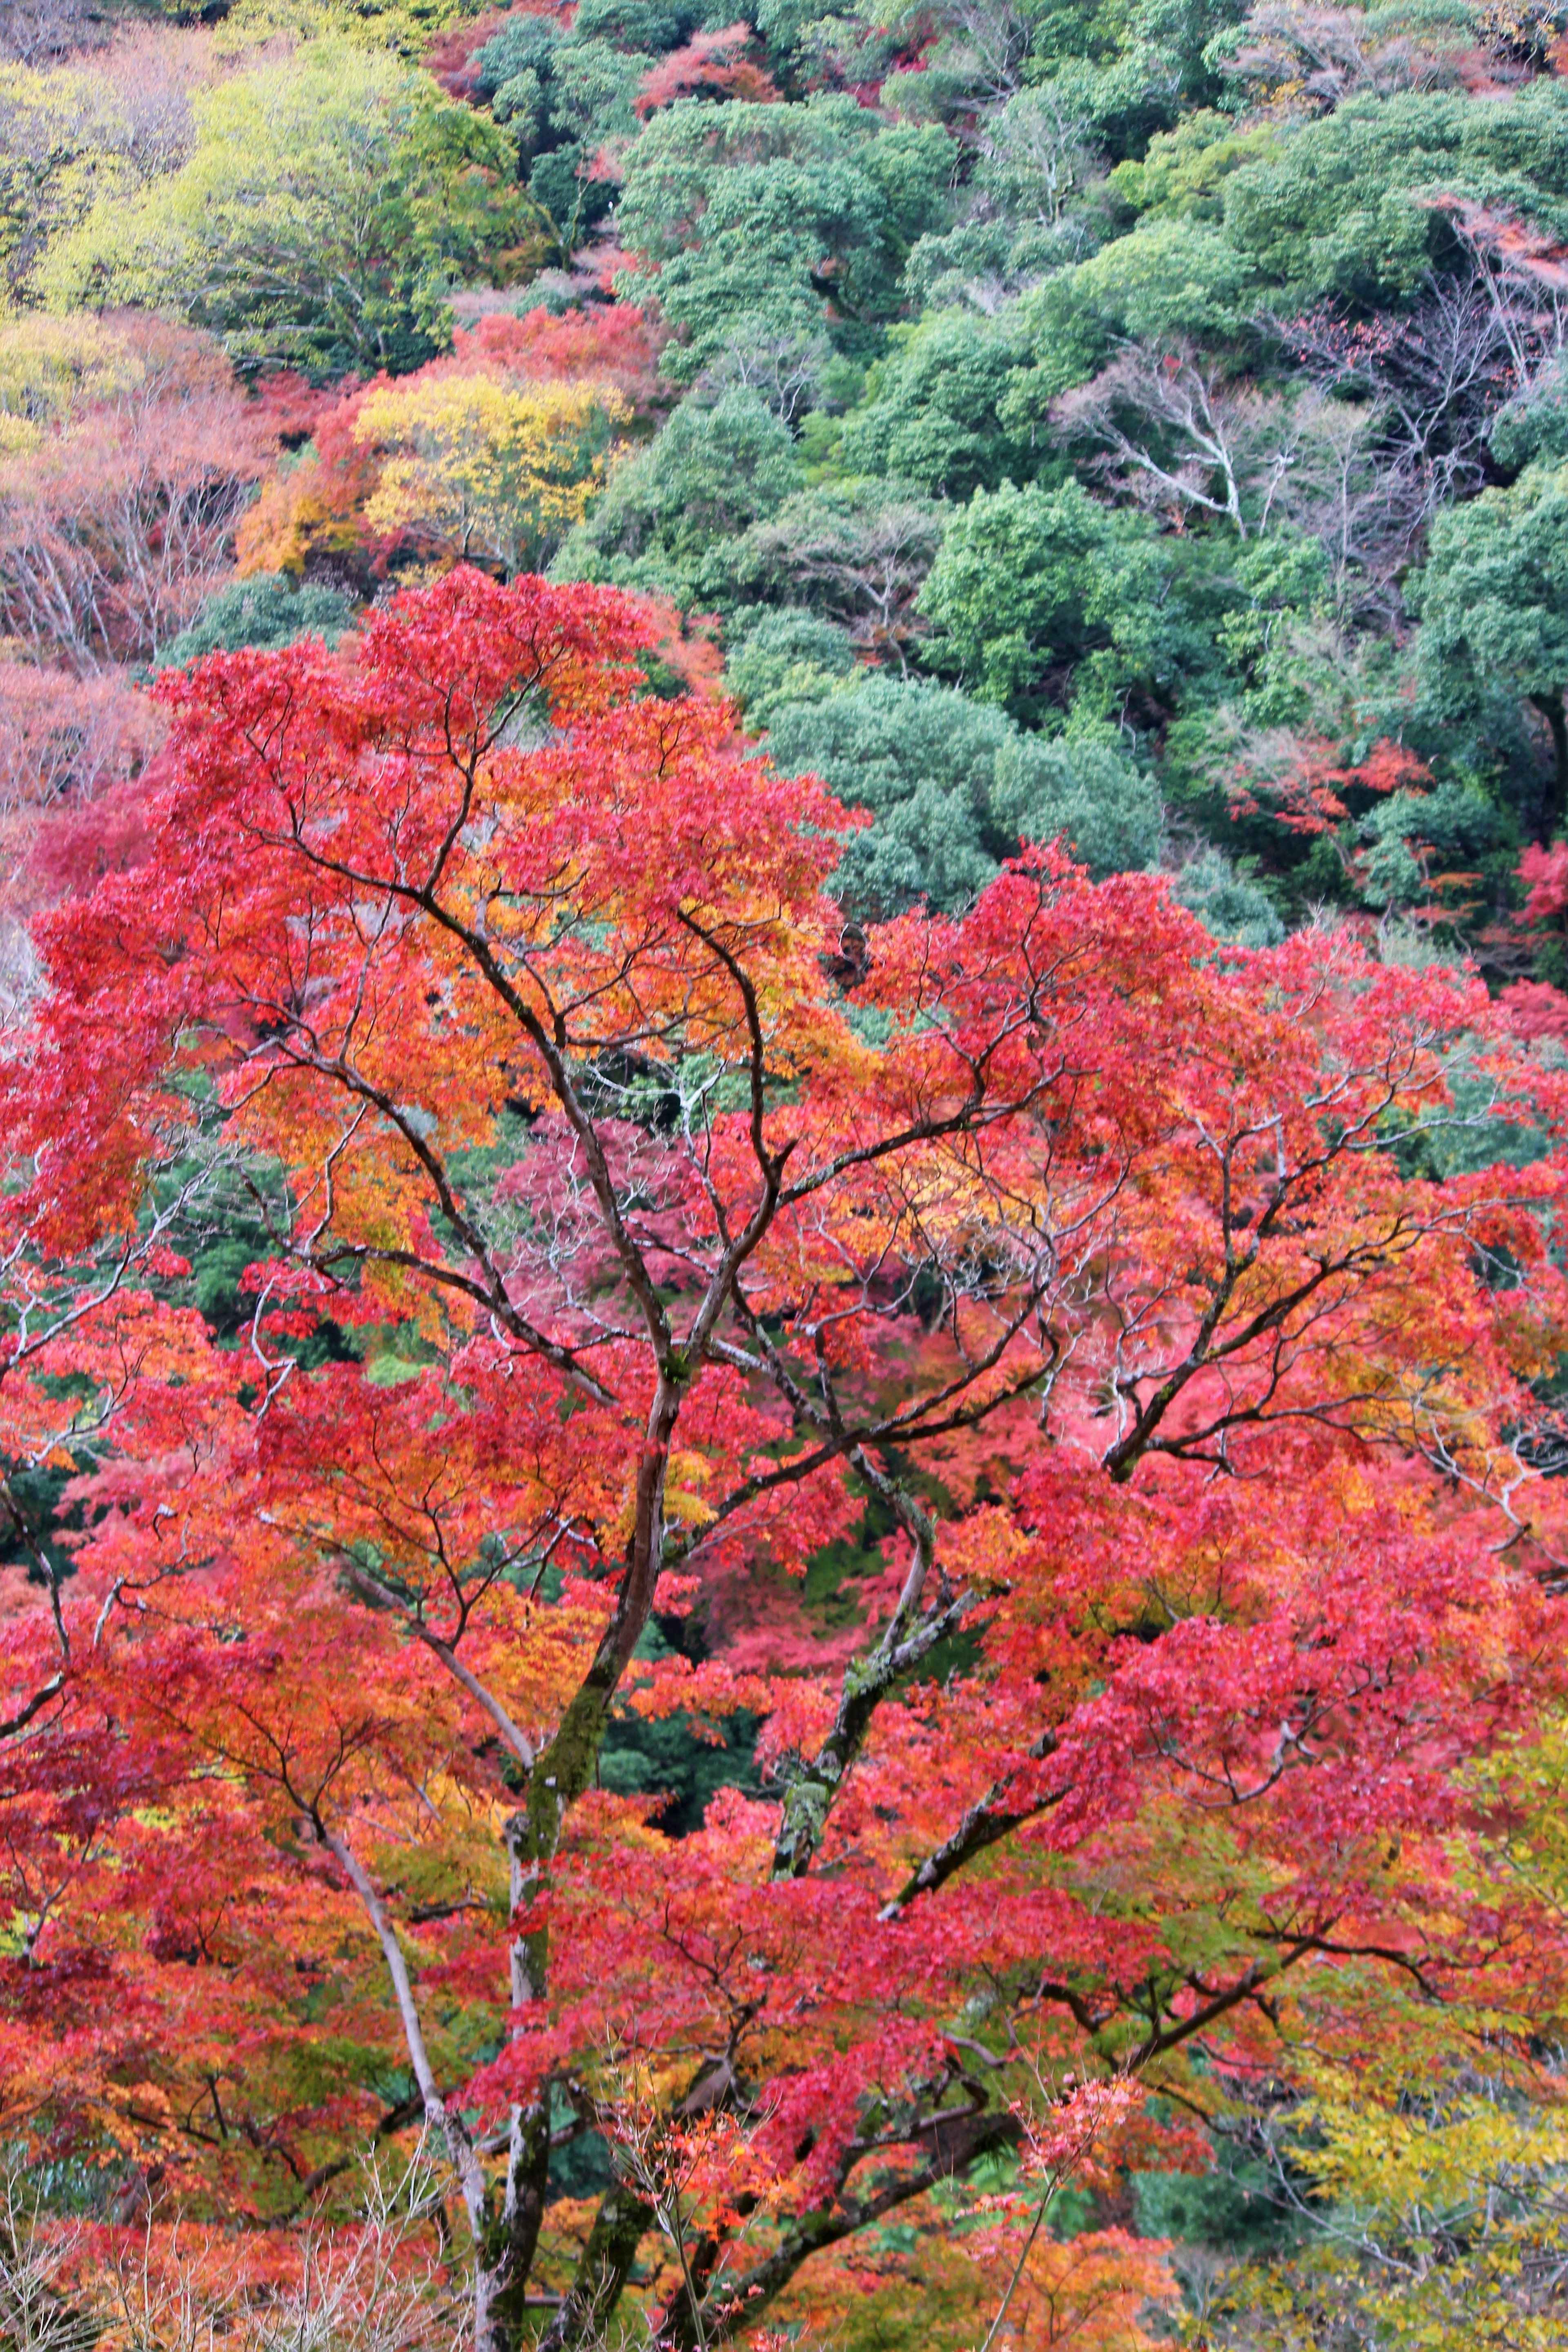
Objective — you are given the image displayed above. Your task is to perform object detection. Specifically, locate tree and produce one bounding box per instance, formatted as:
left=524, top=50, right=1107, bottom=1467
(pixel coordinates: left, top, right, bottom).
left=555, top=383, right=802, bottom=603
left=1208, top=2056, right=1568, bottom=2345
left=41, top=40, right=544, bottom=376
left=633, top=24, right=782, bottom=116
left=1169, top=844, right=1286, bottom=944
left=0, top=659, right=161, bottom=823
left=235, top=310, right=661, bottom=591
left=0, top=313, right=147, bottom=452
left=354, top=375, right=629, bottom=574
left=448, top=306, right=671, bottom=418
left=6, top=567, right=1568, bottom=2350
left=1051, top=343, right=1350, bottom=541
left=0, top=317, right=270, bottom=672
left=763, top=673, right=1160, bottom=910
left=613, top=97, right=950, bottom=380
left=1411, top=458, right=1568, bottom=839
left=0, top=658, right=162, bottom=1025
left=1210, top=0, right=1468, bottom=114
left=837, top=308, right=1042, bottom=501
left=0, top=28, right=212, bottom=308
left=915, top=477, right=1165, bottom=722
left=722, top=603, right=857, bottom=726
left=1216, top=84, right=1568, bottom=310
left=1282, top=265, right=1528, bottom=534
left=741, top=478, right=946, bottom=667
left=0, top=0, right=104, bottom=67
left=973, top=83, right=1107, bottom=232
left=153, top=574, right=357, bottom=671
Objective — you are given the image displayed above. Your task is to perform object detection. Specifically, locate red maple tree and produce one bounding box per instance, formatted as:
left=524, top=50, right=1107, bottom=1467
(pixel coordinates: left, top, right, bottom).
left=5, top=570, right=1568, bottom=2348
left=633, top=26, right=782, bottom=118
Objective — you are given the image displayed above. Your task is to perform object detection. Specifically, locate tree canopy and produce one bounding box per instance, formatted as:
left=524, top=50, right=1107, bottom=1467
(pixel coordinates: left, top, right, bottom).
left=9, top=572, right=1568, bottom=2352
left=13, top=0, right=1568, bottom=2340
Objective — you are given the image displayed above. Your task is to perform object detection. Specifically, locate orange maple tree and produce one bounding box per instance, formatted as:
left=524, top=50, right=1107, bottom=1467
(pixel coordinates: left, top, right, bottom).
left=5, top=570, right=1568, bottom=2349
left=237, top=307, right=663, bottom=586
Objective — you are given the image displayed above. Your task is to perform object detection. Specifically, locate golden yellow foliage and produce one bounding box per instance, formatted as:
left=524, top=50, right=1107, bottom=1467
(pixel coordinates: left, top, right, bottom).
left=235, top=450, right=361, bottom=579
left=0, top=315, right=145, bottom=453
left=1190, top=2062, right=1568, bottom=2350
left=353, top=373, right=628, bottom=573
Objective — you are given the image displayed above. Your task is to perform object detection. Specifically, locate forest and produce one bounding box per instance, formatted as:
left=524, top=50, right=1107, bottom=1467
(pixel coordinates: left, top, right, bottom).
left=6, top=0, right=1568, bottom=2341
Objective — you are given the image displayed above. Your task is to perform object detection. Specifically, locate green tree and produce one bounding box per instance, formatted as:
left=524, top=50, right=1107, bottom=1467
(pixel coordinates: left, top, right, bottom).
left=1219, top=82, right=1568, bottom=309
left=764, top=673, right=1160, bottom=909
left=837, top=308, right=1049, bottom=499
left=1171, top=847, right=1286, bottom=945
left=737, top=477, right=947, bottom=664
left=1490, top=362, right=1568, bottom=472
left=995, top=725, right=1164, bottom=880
left=1107, top=108, right=1282, bottom=226
left=615, top=99, right=950, bottom=380
left=917, top=477, right=1173, bottom=724
left=153, top=574, right=356, bottom=671
left=572, top=0, right=695, bottom=48
left=1016, top=0, right=1243, bottom=158
left=41, top=40, right=541, bottom=375
left=554, top=384, right=801, bottom=603
left=723, top=604, right=857, bottom=727
left=478, top=23, right=652, bottom=249
left=1072, top=211, right=1257, bottom=338
left=1411, top=460, right=1568, bottom=840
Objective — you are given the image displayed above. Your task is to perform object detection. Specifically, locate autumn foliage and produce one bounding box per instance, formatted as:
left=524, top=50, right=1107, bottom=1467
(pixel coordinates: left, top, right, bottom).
left=4, top=570, right=1568, bottom=2346
left=633, top=26, right=782, bottom=118
left=236, top=307, right=658, bottom=584
left=0, top=315, right=270, bottom=670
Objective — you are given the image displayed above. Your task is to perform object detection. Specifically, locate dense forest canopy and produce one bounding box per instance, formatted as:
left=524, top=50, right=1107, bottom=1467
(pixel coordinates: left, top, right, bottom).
left=7, top=0, right=1568, bottom=2344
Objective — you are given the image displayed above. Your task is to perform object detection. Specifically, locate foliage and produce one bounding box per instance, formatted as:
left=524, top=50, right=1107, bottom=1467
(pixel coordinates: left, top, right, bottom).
left=237, top=309, right=657, bottom=585
left=737, top=476, right=947, bottom=664
left=555, top=383, right=802, bottom=599
left=0, top=2145, right=466, bottom=2352
left=836, top=307, right=1047, bottom=500
left=1170, top=845, right=1286, bottom=943
left=7, top=571, right=1568, bottom=2352
left=721, top=602, right=856, bottom=726
left=1216, top=85, right=1568, bottom=309
left=1188, top=2050, right=1568, bottom=2348
left=916, top=478, right=1169, bottom=724
left=0, top=657, right=161, bottom=820
left=25, top=0, right=1568, bottom=2335
left=613, top=98, right=951, bottom=378
left=0, top=314, right=148, bottom=454
left=633, top=23, right=782, bottom=116
left=0, top=27, right=215, bottom=309
left=354, top=373, right=628, bottom=570
left=154, top=574, right=357, bottom=669
left=40, top=40, right=543, bottom=375
left=1412, top=457, right=1568, bottom=840
left=764, top=672, right=1160, bottom=909
left=0, top=317, right=271, bottom=671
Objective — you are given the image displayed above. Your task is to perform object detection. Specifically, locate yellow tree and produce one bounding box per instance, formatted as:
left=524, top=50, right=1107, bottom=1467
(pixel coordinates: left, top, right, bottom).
left=1185, top=1713, right=1568, bottom=2352
left=355, top=374, right=628, bottom=573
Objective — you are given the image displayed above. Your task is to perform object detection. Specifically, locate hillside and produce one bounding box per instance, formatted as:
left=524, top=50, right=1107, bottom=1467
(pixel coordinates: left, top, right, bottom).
left=5, top=0, right=1568, bottom=2344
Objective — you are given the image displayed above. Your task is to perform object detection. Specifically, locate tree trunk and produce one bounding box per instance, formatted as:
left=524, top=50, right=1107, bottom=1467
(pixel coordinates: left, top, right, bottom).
left=487, top=2099, right=552, bottom=2350
left=481, top=1376, right=682, bottom=2345
left=535, top=2182, right=655, bottom=2352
